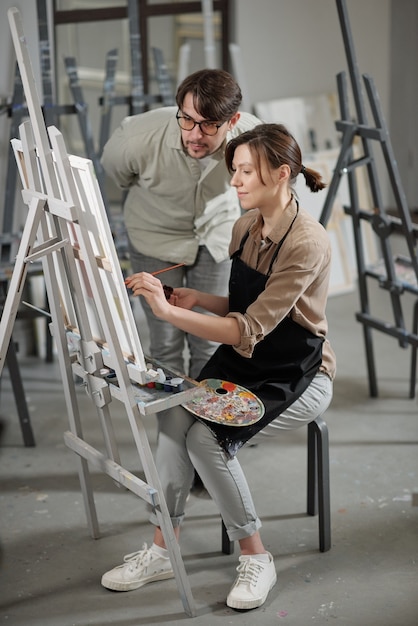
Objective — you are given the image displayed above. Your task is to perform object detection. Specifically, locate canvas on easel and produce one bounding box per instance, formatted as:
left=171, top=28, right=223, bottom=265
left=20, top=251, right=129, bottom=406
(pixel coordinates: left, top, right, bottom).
left=1, top=7, right=198, bottom=617
left=11, top=132, right=149, bottom=384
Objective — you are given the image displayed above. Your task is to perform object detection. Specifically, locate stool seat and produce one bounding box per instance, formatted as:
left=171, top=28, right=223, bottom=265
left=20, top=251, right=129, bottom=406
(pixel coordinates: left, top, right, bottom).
left=221, top=415, right=331, bottom=554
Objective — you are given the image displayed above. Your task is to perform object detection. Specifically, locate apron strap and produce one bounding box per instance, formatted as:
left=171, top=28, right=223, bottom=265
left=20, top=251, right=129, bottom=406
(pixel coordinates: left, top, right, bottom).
left=231, top=200, right=299, bottom=274
left=267, top=200, right=299, bottom=274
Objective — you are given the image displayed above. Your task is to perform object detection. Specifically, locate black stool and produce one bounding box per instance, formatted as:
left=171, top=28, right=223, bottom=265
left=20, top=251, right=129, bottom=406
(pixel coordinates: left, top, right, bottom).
left=221, top=415, right=331, bottom=554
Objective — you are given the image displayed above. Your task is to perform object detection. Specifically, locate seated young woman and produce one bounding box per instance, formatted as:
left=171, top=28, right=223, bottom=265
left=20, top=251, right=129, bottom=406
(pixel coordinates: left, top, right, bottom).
left=101, top=123, right=336, bottom=611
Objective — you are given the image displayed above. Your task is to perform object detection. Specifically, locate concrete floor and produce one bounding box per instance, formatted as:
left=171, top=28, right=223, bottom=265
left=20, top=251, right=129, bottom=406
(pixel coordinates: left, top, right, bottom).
left=0, top=285, right=417, bottom=625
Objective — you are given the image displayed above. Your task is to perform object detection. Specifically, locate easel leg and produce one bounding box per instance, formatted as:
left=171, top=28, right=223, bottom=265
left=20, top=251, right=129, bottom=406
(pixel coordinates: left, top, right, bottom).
left=409, top=300, right=418, bottom=399
left=362, top=324, right=378, bottom=398
left=126, top=411, right=196, bottom=617
left=77, top=455, right=100, bottom=539
left=5, top=337, right=35, bottom=447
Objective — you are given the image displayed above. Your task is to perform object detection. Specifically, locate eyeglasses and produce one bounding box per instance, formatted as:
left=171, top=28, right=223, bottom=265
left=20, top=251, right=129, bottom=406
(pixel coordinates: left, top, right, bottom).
left=176, top=110, right=226, bottom=136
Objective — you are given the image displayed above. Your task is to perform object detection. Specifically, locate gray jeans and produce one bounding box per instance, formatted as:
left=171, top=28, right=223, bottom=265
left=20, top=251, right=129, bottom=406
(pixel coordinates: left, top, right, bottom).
left=151, top=372, right=333, bottom=541
left=128, top=240, right=231, bottom=379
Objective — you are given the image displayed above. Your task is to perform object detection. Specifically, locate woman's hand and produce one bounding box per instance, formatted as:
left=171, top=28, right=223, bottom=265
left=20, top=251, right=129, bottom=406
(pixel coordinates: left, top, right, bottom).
left=125, top=272, right=240, bottom=345
left=125, top=272, right=171, bottom=319
left=170, top=287, right=199, bottom=310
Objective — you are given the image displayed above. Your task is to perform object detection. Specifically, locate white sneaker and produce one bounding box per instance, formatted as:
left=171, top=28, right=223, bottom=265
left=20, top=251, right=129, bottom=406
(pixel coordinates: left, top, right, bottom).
left=101, top=543, right=174, bottom=592
left=226, top=552, right=277, bottom=610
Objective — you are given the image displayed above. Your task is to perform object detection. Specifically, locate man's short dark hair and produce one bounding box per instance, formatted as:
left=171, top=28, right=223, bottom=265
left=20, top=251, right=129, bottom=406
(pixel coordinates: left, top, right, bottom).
left=176, top=69, right=242, bottom=121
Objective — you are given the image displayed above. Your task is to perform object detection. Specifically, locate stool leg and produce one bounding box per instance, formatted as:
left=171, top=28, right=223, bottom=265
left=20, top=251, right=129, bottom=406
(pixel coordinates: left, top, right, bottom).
left=314, top=417, right=331, bottom=552
left=307, top=420, right=318, bottom=515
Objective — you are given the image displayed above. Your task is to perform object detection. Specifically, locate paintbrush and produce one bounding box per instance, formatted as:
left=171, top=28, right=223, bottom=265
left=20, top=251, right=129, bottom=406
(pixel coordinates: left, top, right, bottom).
left=125, top=262, right=185, bottom=288
left=151, top=262, right=186, bottom=276
left=152, top=263, right=185, bottom=299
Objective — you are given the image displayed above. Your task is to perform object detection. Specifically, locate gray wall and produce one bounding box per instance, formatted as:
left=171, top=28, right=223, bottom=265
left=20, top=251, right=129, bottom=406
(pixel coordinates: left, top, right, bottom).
left=234, top=0, right=390, bottom=111
left=0, top=0, right=400, bottom=229
left=389, top=0, right=418, bottom=211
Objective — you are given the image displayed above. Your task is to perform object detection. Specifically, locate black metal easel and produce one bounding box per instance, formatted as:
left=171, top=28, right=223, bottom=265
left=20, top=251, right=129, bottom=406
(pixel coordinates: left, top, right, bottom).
left=98, top=0, right=175, bottom=155
left=320, top=0, right=418, bottom=398
left=0, top=61, right=37, bottom=447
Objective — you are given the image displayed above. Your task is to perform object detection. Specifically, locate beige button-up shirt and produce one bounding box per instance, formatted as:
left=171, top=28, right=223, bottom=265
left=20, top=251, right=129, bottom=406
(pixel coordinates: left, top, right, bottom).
left=101, top=107, right=260, bottom=265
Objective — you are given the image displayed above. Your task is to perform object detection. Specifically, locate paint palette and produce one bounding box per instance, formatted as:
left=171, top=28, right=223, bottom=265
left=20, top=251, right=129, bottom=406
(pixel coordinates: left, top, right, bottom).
left=182, top=379, right=264, bottom=426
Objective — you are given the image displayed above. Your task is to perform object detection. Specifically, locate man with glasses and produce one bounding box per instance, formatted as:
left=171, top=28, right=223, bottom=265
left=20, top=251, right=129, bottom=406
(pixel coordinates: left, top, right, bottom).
left=101, top=69, right=260, bottom=379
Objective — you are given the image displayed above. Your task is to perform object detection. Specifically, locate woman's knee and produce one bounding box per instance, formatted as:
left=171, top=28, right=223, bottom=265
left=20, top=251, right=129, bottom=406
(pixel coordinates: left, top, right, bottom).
left=253, top=374, right=333, bottom=438
left=186, top=420, right=226, bottom=469
left=157, top=405, right=195, bottom=440
left=287, top=373, right=333, bottom=420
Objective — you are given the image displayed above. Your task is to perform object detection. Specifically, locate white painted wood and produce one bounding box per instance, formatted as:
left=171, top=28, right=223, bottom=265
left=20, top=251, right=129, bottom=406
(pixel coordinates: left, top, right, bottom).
left=3, top=8, right=198, bottom=617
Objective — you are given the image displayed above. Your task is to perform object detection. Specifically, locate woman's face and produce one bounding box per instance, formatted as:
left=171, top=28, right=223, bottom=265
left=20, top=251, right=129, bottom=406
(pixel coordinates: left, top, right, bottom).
left=230, top=144, right=278, bottom=211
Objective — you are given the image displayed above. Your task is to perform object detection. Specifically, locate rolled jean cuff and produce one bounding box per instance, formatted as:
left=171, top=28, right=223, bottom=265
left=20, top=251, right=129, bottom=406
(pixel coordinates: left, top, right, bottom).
left=149, top=510, right=185, bottom=529
left=225, top=517, right=262, bottom=542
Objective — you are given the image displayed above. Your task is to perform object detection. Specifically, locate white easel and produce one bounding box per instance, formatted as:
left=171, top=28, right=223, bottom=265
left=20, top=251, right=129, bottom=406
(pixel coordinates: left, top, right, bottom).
left=1, top=7, right=198, bottom=617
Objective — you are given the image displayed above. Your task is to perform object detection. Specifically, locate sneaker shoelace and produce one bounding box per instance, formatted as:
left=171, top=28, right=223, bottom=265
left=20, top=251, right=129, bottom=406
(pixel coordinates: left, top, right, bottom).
left=123, top=543, right=155, bottom=572
left=235, top=558, right=264, bottom=588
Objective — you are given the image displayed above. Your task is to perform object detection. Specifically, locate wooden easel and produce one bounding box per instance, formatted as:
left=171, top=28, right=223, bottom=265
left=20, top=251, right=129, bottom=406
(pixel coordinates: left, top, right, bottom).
left=1, top=8, right=198, bottom=617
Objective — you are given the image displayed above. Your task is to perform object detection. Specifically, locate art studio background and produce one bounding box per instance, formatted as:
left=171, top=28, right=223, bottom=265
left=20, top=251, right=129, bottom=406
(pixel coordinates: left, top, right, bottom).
left=0, top=2, right=417, bottom=625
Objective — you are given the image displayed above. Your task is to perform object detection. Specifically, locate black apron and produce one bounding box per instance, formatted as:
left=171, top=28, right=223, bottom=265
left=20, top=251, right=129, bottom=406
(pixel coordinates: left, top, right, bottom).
left=197, top=209, right=323, bottom=457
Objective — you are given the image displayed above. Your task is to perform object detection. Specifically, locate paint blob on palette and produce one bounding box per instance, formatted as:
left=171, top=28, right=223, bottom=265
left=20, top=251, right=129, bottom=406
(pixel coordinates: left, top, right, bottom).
left=182, top=379, right=264, bottom=426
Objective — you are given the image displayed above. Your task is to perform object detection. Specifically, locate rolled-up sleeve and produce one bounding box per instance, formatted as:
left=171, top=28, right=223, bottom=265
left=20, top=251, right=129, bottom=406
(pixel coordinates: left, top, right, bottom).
left=226, top=311, right=265, bottom=357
